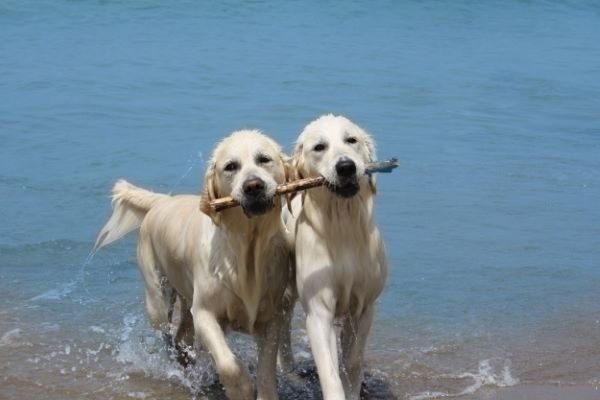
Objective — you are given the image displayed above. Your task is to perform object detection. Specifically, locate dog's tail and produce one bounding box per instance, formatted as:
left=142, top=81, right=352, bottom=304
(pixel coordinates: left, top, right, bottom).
left=94, top=179, right=169, bottom=250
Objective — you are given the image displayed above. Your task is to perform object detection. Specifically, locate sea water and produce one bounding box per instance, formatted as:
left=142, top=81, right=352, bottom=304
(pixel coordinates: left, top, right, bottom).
left=1, top=1, right=600, bottom=398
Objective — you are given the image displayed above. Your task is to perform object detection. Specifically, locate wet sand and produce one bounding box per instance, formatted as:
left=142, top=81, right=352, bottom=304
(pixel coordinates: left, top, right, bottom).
left=473, top=384, right=600, bottom=400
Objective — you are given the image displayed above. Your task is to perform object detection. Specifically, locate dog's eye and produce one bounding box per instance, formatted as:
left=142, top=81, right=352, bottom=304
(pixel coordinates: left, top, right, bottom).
left=257, top=154, right=272, bottom=164
left=224, top=161, right=240, bottom=172
left=345, top=137, right=358, bottom=144
left=313, top=143, right=327, bottom=152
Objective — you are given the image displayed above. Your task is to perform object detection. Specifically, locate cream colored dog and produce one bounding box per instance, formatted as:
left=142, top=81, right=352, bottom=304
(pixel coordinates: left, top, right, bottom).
left=95, top=130, right=291, bottom=400
left=285, top=115, right=388, bottom=400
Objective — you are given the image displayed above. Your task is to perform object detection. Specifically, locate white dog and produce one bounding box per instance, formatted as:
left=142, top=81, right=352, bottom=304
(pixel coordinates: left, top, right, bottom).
left=95, top=130, right=292, bottom=400
left=285, top=115, right=388, bottom=400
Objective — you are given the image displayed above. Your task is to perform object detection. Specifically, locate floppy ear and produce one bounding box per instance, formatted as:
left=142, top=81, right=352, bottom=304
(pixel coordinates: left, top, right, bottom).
left=199, top=161, right=222, bottom=225
left=288, top=143, right=306, bottom=204
left=368, top=175, right=377, bottom=195
left=280, top=154, right=294, bottom=214
left=363, top=133, right=377, bottom=194
left=364, top=133, right=376, bottom=164
left=292, top=143, right=305, bottom=180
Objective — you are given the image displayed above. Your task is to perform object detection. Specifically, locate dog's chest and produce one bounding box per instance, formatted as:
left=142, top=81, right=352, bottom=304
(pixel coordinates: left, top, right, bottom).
left=324, top=228, right=387, bottom=314
left=335, top=239, right=384, bottom=281
left=212, top=241, right=288, bottom=331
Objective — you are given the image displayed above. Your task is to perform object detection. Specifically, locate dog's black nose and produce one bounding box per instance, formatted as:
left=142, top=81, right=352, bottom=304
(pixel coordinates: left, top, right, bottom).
left=243, top=178, right=265, bottom=196
left=335, top=158, right=356, bottom=178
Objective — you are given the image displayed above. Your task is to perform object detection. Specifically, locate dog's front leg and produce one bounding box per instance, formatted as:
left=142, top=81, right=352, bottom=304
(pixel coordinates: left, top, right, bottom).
left=256, top=316, right=282, bottom=400
left=341, top=306, right=374, bottom=400
left=277, top=289, right=296, bottom=373
left=191, top=307, right=254, bottom=400
left=174, top=297, right=195, bottom=367
left=306, top=298, right=345, bottom=400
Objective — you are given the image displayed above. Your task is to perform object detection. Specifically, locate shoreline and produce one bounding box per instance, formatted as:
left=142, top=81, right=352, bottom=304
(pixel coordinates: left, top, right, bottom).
left=468, top=384, right=600, bottom=400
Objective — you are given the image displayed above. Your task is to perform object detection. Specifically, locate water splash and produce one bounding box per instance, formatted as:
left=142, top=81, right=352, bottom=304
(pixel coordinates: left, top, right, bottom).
left=77, top=248, right=99, bottom=301
left=29, top=150, right=205, bottom=304
left=408, top=358, right=519, bottom=400
left=29, top=281, right=78, bottom=302
left=114, top=312, right=217, bottom=395
left=0, top=328, right=23, bottom=347
left=456, top=358, right=519, bottom=396
left=29, top=248, right=99, bottom=303
left=168, top=150, right=204, bottom=194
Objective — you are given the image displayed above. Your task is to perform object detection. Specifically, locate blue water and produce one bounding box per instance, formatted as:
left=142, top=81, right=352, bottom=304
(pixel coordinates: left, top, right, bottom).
left=2, top=1, right=600, bottom=398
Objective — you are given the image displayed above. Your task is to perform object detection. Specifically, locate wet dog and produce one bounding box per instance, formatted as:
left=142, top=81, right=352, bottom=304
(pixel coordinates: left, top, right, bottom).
left=95, top=130, right=292, bottom=400
left=285, top=115, right=388, bottom=399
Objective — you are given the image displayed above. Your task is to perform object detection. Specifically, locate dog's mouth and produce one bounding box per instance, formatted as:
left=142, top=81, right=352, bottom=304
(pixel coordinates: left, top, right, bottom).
left=240, top=196, right=275, bottom=217
left=238, top=177, right=276, bottom=217
left=325, top=179, right=360, bottom=198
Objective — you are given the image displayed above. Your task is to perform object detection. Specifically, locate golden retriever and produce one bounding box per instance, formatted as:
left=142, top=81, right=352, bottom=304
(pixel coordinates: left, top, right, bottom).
left=95, top=130, right=292, bottom=400
left=285, top=115, right=388, bottom=400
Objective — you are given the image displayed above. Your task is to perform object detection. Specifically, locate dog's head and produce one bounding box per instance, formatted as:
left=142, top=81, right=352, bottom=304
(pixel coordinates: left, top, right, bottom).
left=294, top=114, right=376, bottom=198
left=199, top=130, right=289, bottom=223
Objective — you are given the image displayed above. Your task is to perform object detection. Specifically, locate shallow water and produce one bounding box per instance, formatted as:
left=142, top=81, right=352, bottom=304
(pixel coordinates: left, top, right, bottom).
left=2, top=1, right=600, bottom=398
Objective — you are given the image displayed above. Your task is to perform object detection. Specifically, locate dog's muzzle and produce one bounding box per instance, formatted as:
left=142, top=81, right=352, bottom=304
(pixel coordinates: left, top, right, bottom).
left=240, top=177, right=274, bottom=216
left=326, top=157, right=360, bottom=198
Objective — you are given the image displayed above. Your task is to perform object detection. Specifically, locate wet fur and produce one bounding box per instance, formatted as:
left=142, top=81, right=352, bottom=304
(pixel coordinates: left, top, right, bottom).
left=96, top=130, right=292, bottom=400
left=284, top=115, right=388, bottom=400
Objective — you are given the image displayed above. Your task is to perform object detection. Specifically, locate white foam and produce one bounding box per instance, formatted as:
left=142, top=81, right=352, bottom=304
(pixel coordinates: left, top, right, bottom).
left=409, top=391, right=450, bottom=400
left=296, top=350, right=312, bottom=360
left=29, top=281, right=77, bottom=301
left=0, top=328, right=23, bottom=347
left=40, top=322, right=60, bottom=331
left=127, top=392, right=149, bottom=399
left=89, top=325, right=106, bottom=334
left=114, top=312, right=216, bottom=394
left=456, top=358, right=519, bottom=396
left=408, top=358, right=519, bottom=400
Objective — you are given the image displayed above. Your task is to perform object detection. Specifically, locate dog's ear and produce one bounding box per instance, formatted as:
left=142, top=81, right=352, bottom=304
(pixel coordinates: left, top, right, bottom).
left=292, top=143, right=305, bottom=180
left=280, top=154, right=294, bottom=214
left=288, top=143, right=306, bottom=204
left=368, top=175, right=377, bottom=195
left=363, top=133, right=377, bottom=194
left=363, top=133, right=376, bottom=164
left=280, top=154, right=293, bottom=183
left=199, top=161, right=222, bottom=225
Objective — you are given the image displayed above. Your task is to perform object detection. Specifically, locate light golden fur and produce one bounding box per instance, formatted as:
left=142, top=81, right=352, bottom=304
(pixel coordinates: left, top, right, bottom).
left=95, top=130, right=292, bottom=400
left=284, top=115, right=388, bottom=400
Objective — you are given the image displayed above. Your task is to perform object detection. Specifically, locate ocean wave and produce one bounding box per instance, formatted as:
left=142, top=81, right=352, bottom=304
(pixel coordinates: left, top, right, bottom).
left=408, top=358, right=519, bottom=400
left=28, top=280, right=78, bottom=301
left=455, top=358, right=519, bottom=395
left=0, top=238, right=92, bottom=254
left=0, top=328, right=23, bottom=347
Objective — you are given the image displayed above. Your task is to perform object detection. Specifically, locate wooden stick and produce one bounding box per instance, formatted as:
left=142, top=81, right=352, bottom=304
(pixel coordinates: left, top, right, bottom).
left=208, top=158, right=398, bottom=212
